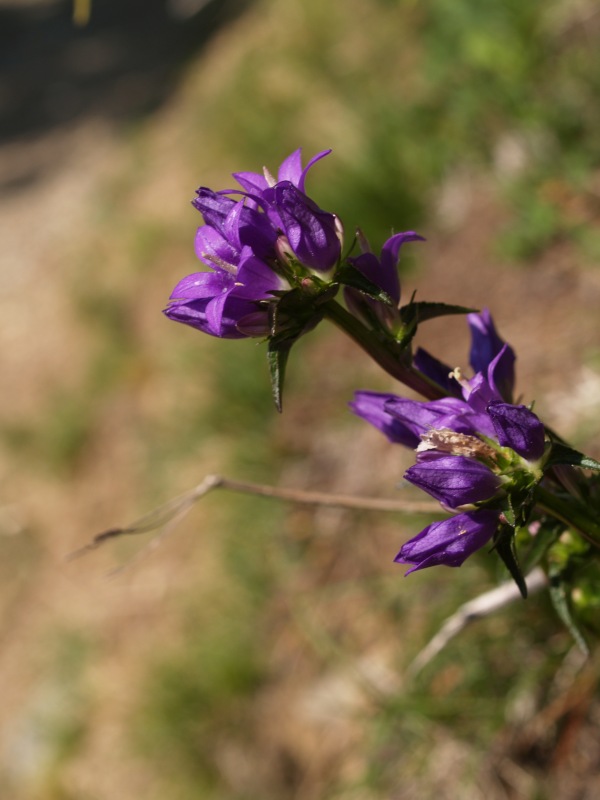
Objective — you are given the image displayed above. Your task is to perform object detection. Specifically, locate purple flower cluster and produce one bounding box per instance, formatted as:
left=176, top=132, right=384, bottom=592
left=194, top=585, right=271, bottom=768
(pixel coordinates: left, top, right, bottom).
left=351, top=311, right=546, bottom=573
left=164, top=149, right=342, bottom=338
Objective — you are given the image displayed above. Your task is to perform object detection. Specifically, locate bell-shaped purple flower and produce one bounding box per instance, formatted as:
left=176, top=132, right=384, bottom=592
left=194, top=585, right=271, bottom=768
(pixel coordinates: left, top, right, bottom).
left=344, top=231, right=424, bottom=328
left=164, top=248, right=286, bottom=338
left=404, top=455, right=503, bottom=509
left=468, top=309, right=515, bottom=402
left=262, top=181, right=341, bottom=271
left=167, top=149, right=340, bottom=340
left=395, top=510, right=500, bottom=573
left=487, top=401, right=546, bottom=461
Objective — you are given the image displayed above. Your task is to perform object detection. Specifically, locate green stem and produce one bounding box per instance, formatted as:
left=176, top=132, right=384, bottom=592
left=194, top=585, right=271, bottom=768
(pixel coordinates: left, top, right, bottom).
left=536, top=485, right=600, bottom=548
left=321, top=299, right=445, bottom=400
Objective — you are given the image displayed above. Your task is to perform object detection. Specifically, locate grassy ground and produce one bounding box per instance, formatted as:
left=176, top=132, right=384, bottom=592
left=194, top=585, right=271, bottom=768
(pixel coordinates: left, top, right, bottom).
left=2, top=1, right=600, bottom=798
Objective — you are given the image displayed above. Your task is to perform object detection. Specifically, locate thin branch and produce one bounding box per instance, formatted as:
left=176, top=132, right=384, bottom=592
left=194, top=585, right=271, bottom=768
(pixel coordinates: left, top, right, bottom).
left=406, top=567, right=548, bottom=679
left=68, top=473, right=441, bottom=562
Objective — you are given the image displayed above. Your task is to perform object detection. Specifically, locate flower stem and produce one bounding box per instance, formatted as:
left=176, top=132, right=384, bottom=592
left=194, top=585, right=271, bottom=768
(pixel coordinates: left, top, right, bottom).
left=536, top=485, right=600, bottom=548
left=322, top=299, right=445, bottom=399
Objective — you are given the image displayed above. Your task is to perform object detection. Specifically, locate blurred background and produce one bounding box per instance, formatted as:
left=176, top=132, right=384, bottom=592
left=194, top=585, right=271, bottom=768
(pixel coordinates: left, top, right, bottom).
left=2, top=0, right=600, bottom=797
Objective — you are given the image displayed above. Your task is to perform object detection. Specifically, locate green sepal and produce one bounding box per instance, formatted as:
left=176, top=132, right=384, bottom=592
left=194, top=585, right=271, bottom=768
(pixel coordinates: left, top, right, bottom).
left=493, top=524, right=528, bottom=598
left=548, top=564, right=589, bottom=656
left=546, top=442, right=600, bottom=472
left=399, top=300, right=476, bottom=327
left=334, top=264, right=394, bottom=305
left=395, top=300, right=476, bottom=349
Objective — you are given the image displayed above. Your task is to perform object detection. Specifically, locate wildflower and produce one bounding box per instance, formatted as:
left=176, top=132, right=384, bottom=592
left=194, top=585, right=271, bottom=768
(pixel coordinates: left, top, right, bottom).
left=344, top=231, right=424, bottom=330
left=404, top=454, right=503, bottom=510
left=468, top=308, right=515, bottom=402
left=413, top=308, right=515, bottom=399
left=165, top=149, right=340, bottom=338
left=395, top=510, right=500, bottom=573
left=352, top=310, right=547, bottom=573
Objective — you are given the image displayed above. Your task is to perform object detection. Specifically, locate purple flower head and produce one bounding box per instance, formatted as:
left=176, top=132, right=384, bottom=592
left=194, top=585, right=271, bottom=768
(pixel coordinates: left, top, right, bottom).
left=166, top=149, right=338, bottom=338
left=344, top=231, right=424, bottom=329
left=487, top=401, right=546, bottom=461
left=405, top=455, right=502, bottom=509
left=395, top=510, right=500, bottom=573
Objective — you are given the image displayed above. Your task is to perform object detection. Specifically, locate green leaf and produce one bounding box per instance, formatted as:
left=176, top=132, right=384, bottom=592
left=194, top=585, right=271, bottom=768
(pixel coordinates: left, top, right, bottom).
left=334, top=264, right=394, bottom=305
left=267, top=341, right=290, bottom=413
left=546, top=443, right=600, bottom=472
left=494, top=525, right=528, bottom=598
left=548, top=566, right=589, bottom=656
left=399, top=301, right=476, bottom=326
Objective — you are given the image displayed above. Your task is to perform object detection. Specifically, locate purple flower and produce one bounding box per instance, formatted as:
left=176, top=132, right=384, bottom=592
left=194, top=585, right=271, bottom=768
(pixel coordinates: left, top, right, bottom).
left=395, top=510, right=500, bottom=573
left=405, top=455, right=502, bottom=509
left=410, top=310, right=515, bottom=400
left=468, top=309, right=515, bottom=402
left=344, top=231, right=424, bottom=328
left=487, top=401, right=546, bottom=461
left=164, top=246, right=287, bottom=338
left=165, top=149, right=338, bottom=338
left=261, top=181, right=341, bottom=271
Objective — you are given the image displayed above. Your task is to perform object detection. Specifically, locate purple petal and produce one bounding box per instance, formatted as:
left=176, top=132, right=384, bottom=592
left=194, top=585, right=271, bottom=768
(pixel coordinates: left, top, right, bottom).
left=379, top=231, right=425, bottom=302
left=194, top=226, right=238, bottom=270
left=468, top=309, right=515, bottom=401
left=164, top=295, right=251, bottom=339
left=385, top=396, right=479, bottom=439
left=265, top=182, right=340, bottom=271
left=349, top=391, right=422, bottom=447
left=169, top=270, right=232, bottom=300
left=487, top=401, right=546, bottom=461
left=404, top=455, right=502, bottom=508
left=395, top=510, right=499, bottom=572
left=205, top=292, right=230, bottom=335
left=222, top=199, right=247, bottom=252
left=235, top=254, right=286, bottom=298
left=192, top=188, right=237, bottom=231
left=487, top=343, right=516, bottom=404
left=414, top=348, right=462, bottom=397
left=277, top=148, right=332, bottom=193
left=233, top=170, right=270, bottom=194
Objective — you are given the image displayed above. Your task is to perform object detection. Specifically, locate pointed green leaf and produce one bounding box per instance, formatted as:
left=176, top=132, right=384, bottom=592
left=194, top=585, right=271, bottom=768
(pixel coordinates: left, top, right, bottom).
left=267, top=341, right=290, bottom=413
left=547, top=443, right=600, bottom=472
left=494, top=526, right=527, bottom=598
left=399, top=301, right=476, bottom=326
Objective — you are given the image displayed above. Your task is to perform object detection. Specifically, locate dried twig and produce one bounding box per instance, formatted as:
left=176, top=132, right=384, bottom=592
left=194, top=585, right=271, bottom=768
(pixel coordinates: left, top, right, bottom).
left=69, top=474, right=440, bottom=563
left=406, top=567, right=548, bottom=679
